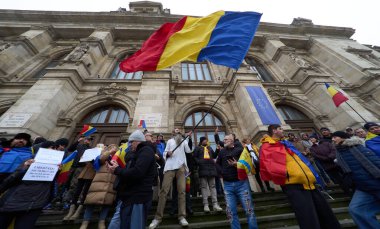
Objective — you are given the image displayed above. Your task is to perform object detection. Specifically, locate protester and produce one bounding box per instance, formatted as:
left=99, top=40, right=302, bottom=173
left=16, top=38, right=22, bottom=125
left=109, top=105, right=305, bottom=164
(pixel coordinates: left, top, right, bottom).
left=288, top=133, right=307, bottom=154
left=300, top=133, right=312, bottom=149
left=0, top=133, right=33, bottom=183
left=364, top=122, right=380, bottom=157
left=193, top=136, right=222, bottom=212
left=63, top=136, right=93, bottom=220
left=217, top=134, right=258, bottom=229
left=319, top=127, right=333, bottom=143
left=149, top=129, right=192, bottom=229
left=354, top=128, right=367, bottom=140
left=80, top=144, right=118, bottom=229
left=108, top=130, right=156, bottom=229
left=260, top=124, right=340, bottom=229
left=345, top=127, right=354, bottom=138
left=32, top=136, right=47, bottom=154
left=332, top=131, right=380, bottom=228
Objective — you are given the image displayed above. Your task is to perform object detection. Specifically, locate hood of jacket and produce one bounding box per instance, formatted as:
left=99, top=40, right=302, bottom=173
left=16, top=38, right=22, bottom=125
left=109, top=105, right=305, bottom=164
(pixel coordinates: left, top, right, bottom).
left=342, top=137, right=364, bottom=147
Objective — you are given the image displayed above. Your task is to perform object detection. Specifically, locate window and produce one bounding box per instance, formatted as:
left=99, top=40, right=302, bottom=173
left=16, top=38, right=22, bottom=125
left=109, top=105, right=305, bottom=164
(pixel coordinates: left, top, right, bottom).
left=245, top=57, right=275, bottom=82
left=184, top=111, right=225, bottom=150
left=181, top=63, right=211, bottom=81
left=83, top=106, right=129, bottom=124
left=110, top=61, right=143, bottom=80
left=276, top=105, right=308, bottom=121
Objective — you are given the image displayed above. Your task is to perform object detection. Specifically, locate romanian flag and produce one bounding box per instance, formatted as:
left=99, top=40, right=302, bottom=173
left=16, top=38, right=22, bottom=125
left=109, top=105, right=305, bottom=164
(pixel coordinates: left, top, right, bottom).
left=138, top=120, right=147, bottom=129
left=365, top=132, right=380, bottom=157
left=57, top=150, right=77, bottom=184
left=80, top=125, right=97, bottom=137
left=120, top=11, right=262, bottom=72
left=237, top=147, right=255, bottom=180
left=325, top=83, right=349, bottom=107
left=112, top=143, right=128, bottom=168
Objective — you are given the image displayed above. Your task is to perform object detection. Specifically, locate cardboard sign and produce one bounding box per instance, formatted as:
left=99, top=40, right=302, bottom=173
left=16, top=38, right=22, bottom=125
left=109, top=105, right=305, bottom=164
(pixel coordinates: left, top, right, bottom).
left=34, top=148, right=64, bottom=165
left=23, top=163, right=59, bottom=182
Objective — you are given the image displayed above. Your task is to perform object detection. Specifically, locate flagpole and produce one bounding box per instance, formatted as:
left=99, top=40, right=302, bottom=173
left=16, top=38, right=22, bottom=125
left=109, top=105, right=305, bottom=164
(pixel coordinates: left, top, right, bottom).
left=345, top=101, right=368, bottom=123
left=170, top=68, right=236, bottom=154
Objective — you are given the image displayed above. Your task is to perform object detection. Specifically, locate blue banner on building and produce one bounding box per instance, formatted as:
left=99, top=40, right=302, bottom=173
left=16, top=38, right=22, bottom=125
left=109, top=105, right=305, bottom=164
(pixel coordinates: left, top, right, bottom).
left=246, top=86, right=281, bottom=125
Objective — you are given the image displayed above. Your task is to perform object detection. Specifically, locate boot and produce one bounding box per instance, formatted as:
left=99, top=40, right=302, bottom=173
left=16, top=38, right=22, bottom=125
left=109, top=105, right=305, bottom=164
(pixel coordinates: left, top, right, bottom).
left=204, top=204, right=210, bottom=212
left=98, top=220, right=106, bottom=229
left=79, top=220, right=89, bottom=229
left=69, top=204, right=83, bottom=220
left=63, top=204, right=76, bottom=221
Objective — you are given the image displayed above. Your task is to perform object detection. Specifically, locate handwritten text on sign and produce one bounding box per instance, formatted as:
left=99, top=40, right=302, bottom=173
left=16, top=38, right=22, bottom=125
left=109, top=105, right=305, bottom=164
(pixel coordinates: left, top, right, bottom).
left=23, top=163, right=59, bottom=182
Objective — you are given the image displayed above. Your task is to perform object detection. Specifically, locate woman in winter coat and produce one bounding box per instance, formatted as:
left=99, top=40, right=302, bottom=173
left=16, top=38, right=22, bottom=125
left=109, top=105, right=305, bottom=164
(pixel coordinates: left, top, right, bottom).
left=79, top=144, right=118, bottom=229
left=332, top=131, right=380, bottom=229
left=193, top=136, right=222, bottom=213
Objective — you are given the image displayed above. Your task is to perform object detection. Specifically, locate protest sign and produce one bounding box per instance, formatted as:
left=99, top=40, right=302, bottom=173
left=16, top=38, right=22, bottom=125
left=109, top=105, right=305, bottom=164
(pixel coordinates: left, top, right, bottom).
left=23, top=163, right=59, bottom=182
left=34, top=148, right=65, bottom=165
left=79, top=148, right=102, bottom=162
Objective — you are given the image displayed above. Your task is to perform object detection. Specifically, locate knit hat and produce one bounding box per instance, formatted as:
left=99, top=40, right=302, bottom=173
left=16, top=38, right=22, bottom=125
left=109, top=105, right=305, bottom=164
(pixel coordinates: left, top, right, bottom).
left=364, top=122, right=379, bottom=131
left=128, top=130, right=146, bottom=142
left=320, top=127, right=330, bottom=132
left=309, top=133, right=319, bottom=140
left=41, top=141, right=56, bottom=149
left=199, top=137, right=207, bottom=144
left=13, top=133, right=32, bottom=147
left=331, top=131, right=350, bottom=139
left=55, top=138, right=69, bottom=147
left=33, top=137, right=47, bottom=145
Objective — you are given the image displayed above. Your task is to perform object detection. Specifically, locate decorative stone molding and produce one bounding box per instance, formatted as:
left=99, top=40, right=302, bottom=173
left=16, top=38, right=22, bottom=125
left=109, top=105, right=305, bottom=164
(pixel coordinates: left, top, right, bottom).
left=67, top=44, right=89, bottom=62
left=288, top=53, right=322, bottom=73
left=56, top=118, right=73, bottom=127
left=263, top=34, right=280, bottom=41
left=199, top=96, right=206, bottom=104
left=346, top=46, right=380, bottom=67
left=30, top=25, right=56, bottom=39
left=291, top=17, right=314, bottom=26
left=97, top=83, right=128, bottom=96
left=4, top=36, right=39, bottom=55
left=316, top=114, right=329, bottom=121
left=267, top=85, right=290, bottom=100
left=0, top=43, right=11, bottom=52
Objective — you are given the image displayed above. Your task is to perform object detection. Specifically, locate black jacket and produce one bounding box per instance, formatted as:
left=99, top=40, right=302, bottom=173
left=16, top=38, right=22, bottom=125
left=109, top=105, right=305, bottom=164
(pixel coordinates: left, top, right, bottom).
left=193, top=145, right=218, bottom=177
left=115, top=141, right=156, bottom=205
left=68, top=142, right=91, bottom=168
left=216, top=144, right=243, bottom=182
left=0, top=167, right=53, bottom=212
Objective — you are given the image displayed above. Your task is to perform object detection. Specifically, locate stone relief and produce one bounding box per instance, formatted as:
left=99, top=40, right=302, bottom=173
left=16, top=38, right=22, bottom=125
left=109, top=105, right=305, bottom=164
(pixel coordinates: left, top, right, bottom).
left=97, top=83, right=128, bottom=96
left=0, top=43, right=11, bottom=52
left=68, top=44, right=89, bottom=62
left=288, top=53, right=322, bottom=73
left=267, top=85, right=290, bottom=100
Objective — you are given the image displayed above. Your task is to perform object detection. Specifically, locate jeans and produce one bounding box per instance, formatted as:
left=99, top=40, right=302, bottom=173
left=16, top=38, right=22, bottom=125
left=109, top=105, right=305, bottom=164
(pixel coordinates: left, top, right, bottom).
left=108, top=200, right=122, bottom=229
left=83, top=205, right=110, bottom=221
left=120, top=201, right=152, bottom=229
left=223, top=180, right=258, bottom=229
left=349, top=189, right=380, bottom=229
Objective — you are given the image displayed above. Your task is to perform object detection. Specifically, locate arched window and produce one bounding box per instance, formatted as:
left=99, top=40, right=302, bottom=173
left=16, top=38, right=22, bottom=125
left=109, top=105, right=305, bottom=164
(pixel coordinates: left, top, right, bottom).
left=33, top=53, right=67, bottom=79
left=181, top=62, right=212, bottom=81
left=276, top=105, right=316, bottom=133
left=110, top=57, right=143, bottom=80
left=83, top=107, right=129, bottom=124
left=245, top=57, right=275, bottom=82
left=184, top=111, right=225, bottom=150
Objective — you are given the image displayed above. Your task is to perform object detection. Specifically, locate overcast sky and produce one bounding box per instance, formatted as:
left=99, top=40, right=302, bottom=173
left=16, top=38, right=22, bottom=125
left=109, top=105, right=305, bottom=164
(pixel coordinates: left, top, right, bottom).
left=2, top=0, right=379, bottom=46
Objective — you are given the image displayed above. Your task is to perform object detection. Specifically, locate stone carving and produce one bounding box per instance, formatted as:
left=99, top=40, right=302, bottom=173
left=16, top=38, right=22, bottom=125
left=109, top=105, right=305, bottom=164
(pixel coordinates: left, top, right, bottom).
left=0, top=43, right=11, bottom=52
left=97, top=83, right=128, bottom=96
left=68, top=44, right=89, bottom=62
left=288, top=53, right=322, bottom=73
left=291, top=17, right=314, bottom=26
left=56, top=118, right=73, bottom=127
left=267, top=85, right=290, bottom=100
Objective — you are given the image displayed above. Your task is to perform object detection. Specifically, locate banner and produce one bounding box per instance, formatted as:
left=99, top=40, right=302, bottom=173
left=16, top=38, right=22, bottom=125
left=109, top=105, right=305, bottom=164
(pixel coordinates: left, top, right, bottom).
left=246, top=86, right=281, bottom=125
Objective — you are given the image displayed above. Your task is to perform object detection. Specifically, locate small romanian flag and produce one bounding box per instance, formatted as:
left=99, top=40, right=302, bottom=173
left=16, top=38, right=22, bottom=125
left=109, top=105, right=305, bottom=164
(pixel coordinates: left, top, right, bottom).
left=57, top=150, right=77, bottom=184
left=120, top=11, right=262, bottom=72
left=325, top=83, right=349, bottom=107
left=237, top=147, right=255, bottom=180
left=80, top=125, right=97, bottom=137
left=138, top=120, right=147, bottom=129
left=112, top=143, right=128, bottom=168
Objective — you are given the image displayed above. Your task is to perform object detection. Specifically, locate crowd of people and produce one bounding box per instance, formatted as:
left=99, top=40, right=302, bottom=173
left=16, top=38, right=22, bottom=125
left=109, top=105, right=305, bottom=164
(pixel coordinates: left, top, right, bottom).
left=0, top=121, right=379, bottom=229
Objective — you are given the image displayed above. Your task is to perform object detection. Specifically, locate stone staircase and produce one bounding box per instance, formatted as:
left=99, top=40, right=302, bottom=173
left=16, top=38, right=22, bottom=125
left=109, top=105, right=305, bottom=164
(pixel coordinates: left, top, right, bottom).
left=36, top=186, right=360, bottom=229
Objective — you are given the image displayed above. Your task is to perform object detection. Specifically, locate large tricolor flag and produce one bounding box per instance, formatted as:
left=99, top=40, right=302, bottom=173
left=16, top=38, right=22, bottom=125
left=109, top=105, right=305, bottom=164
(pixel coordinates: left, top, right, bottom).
left=120, top=11, right=262, bottom=72
left=112, top=143, right=128, bottom=168
left=325, top=83, right=349, bottom=107
left=57, top=150, right=78, bottom=184
left=80, top=125, right=97, bottom=137
left=365, top=132, right=380, bottom=157
left=237, top=147, right=255, bottom=180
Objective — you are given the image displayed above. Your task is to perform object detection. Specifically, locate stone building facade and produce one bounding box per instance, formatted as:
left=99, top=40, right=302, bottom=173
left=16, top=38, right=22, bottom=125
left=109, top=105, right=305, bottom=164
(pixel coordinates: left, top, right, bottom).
left=0, top=1, right=379, bottom=147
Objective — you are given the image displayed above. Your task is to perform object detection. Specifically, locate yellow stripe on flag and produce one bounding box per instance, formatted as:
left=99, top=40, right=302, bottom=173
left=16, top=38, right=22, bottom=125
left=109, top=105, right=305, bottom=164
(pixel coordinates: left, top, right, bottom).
left=327, top=86, right=339, bottom=97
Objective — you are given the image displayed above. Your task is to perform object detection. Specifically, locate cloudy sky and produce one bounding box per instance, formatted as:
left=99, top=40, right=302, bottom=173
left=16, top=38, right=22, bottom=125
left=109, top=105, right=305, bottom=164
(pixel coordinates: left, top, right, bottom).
left=2, top=0, right=379, bottom=46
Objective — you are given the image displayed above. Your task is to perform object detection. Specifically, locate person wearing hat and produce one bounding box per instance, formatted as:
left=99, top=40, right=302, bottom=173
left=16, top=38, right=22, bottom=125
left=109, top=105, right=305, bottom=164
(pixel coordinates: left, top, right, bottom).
left=364, top=122, right=380, bottom=157
left=0, top=133, right=33, bottom=183
left=107, top=130, right=156, bottom=229
left=345, top=127, right=354, bottom=138
left=193, top=136, right=222, bottom=212
left=332, top=131, right=380, bottom=228
left=319, top=127, right=333, bottom=143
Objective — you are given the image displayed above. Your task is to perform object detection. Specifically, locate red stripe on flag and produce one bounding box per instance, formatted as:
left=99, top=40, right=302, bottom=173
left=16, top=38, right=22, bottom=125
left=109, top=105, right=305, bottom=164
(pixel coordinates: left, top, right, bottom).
left=332, top=92, right=348, bottom=107
left=119, top=16, right=187, bottom=72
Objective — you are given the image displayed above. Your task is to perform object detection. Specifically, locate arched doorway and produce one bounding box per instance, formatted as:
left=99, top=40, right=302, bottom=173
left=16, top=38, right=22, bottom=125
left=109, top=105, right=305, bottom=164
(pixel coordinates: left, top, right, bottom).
left=184, top=111, right=226, bottom=150
left=71, top=106, right=129, bottom=146
left=276, top=105, right=317, bottom=134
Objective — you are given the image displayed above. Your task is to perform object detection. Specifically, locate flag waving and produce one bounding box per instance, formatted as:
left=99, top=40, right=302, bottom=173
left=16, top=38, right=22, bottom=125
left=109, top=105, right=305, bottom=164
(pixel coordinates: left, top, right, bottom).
left=325, top=83, right=349, bottom=107
left=237, top=147, right=255, bottom=180
left=80, top=125, right=97, bottom=137
left=120, top=11, right=262, bottom=72
left=112, top=143, right=128, bottom=168
left=57, top=150, right=77, bottom=184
